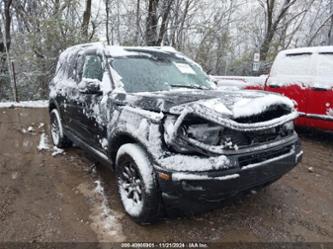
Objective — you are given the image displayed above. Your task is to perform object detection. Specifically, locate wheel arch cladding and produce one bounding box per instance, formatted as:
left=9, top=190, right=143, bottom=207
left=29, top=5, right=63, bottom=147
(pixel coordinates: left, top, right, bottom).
left=108, top=133, right=153, bottom=167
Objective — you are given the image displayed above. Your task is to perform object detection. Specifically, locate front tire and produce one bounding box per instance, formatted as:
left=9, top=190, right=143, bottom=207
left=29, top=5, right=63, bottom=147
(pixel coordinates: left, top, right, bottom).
left=116, top=143, right=162, bottom=224
left=49, top=109, right=72, bottom=148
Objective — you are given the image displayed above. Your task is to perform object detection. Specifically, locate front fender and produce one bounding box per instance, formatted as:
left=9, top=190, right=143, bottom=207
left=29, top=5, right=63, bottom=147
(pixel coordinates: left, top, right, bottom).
left=106, top=106, right=166, bottom=164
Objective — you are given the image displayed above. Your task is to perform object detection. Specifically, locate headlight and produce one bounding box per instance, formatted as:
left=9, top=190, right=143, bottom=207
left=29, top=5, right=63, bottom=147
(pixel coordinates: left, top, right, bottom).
left=163, top=115, right=223, bottom=153
left=186, top=123, right=223, bottom=145
left=278, top=121, right=294, bottom=137
left=283, top=121, right=294, bottom=132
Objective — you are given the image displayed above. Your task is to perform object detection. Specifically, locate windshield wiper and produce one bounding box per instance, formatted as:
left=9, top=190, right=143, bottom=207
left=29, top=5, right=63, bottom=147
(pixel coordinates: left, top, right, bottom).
left=170, top=84, right=209, bottom=90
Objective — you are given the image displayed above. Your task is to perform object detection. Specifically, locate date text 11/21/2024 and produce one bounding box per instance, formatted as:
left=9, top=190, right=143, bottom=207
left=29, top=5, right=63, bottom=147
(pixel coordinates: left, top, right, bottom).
left=120, top=242, right=209, bottom=248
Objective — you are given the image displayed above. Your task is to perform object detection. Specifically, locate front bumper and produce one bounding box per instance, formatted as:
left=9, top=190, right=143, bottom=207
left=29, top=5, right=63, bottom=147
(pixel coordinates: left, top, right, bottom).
left=156, top=137, right=302, bottom=214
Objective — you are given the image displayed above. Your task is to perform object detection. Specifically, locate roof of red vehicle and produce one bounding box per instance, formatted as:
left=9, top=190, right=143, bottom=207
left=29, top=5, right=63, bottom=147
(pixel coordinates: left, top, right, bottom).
left=280, top=46, right=333, bottom=55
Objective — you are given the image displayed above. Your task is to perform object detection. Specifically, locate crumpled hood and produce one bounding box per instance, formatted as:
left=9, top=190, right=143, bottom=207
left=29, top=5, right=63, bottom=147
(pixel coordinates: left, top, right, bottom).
left=113, top=89, right=294, bottom=119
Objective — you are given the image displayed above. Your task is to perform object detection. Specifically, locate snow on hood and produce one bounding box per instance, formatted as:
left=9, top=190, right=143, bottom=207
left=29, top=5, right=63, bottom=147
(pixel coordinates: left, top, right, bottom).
left=165, top=91, right=294, bottom=119
left=198, top=98, right=233, bottom=116
left=114, top=89, right=294, bottom=120
left=231, top=94, right=294, bottom=118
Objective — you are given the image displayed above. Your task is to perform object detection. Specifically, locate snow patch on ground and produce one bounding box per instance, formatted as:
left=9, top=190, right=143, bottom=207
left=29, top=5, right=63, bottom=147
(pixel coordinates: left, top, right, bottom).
left=11, top=172, right=18, bottom=180
left=36, top=133, right=65, bottom=156
left=77, top=181, right=125, bottom=242
left=21, top=126, right=36, bottom=134
left=37, top=133, right=49, bottom=151
left=0, top=100, right=48, bottom=108
left=52, top=147, right=64, bottom=157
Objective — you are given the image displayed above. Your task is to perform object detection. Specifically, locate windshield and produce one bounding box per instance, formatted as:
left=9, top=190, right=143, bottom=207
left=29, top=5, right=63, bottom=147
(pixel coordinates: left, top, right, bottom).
left=110, top=55, right=214, bottom=93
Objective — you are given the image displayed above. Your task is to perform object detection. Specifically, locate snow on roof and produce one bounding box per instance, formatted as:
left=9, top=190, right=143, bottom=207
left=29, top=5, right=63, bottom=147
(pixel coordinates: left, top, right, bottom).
left=59, top=43, right=181, bottom=58
left=279, top=46, right=333, bottom=55
left=123, top=46, right=178, bottom=54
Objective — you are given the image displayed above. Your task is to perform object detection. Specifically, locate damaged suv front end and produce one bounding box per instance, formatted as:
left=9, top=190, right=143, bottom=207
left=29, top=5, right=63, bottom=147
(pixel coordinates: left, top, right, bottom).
left=115, top=89, right=302, bottom=214
left=151, top=92, right=302, bottom=212
left=103, top=47, right=303, bottom=215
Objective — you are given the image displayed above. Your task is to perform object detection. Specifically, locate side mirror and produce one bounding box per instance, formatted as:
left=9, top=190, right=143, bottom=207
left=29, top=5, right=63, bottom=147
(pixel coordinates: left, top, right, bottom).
left=78, top=79, right=102, bottom=95
left=206, top=68, right=214, bottom=75
left=208, top=75, right=218, bottom=86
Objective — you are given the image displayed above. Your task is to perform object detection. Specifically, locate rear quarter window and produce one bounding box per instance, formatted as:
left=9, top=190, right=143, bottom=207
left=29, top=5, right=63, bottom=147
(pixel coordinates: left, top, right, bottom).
left=317, top=53, right=333, bottom=78
left=271, top=53, right=313, bottom=77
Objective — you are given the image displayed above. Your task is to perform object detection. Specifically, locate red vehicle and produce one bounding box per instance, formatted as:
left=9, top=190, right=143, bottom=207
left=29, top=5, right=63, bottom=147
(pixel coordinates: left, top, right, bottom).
left=255, top=46, right=333, bottom=131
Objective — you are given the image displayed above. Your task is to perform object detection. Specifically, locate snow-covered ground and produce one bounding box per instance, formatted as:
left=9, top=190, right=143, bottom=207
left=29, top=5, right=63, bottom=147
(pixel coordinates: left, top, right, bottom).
left=37, top=132, right=65, bottom=157
left=0, top=100, right=48, bottom=108
left=37, top=133, right=50, bottom=151
left=77, top=180, right=126, bottom=242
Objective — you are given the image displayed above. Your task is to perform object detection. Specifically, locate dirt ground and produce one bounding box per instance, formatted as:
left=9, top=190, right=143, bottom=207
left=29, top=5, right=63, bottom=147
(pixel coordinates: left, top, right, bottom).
left=0, top=108, right=332, bottom=243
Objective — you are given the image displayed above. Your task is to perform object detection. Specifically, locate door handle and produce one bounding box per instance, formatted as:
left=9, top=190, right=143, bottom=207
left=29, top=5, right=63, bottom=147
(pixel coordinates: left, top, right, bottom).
left=310, top=87, right=329, bottom=91
left=269, top=85, right=281, bottom=88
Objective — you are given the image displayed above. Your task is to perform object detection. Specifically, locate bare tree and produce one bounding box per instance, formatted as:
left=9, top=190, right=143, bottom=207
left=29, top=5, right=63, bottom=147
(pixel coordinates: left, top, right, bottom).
left=146, top=0, right=159, bottom=45
left=0, top=0, right=17, bottom=101
left=0, top=0, right=12, bottom=53
left=81, top=0, right=92, bottom=39
left=259, top=0, right=297, bottom=61
left=308, top=12, right=333, bottom=46
left=135, top=0, right=141, bottom=45
left=157, top=0, right=174, bottom=45
left=105, top=0, right=111, bottom=45
left=328, top=0, right=333, bottom=45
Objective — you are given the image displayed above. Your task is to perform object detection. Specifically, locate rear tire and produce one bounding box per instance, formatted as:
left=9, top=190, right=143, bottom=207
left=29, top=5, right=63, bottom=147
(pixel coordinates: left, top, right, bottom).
left=116, top=143, right=162, bottom=224
left=50, top=109, right=72, bottom=148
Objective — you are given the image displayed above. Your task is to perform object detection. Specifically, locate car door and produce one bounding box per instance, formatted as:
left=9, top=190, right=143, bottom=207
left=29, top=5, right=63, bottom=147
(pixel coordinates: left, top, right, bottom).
left=65, top=53, right=88, bottom=139
left=265, top=52, right=313, bottom=127
left=306, top=52, right=333, bottom=131
left=57, top=50, right=82, bottom=132
left=75, top=53, right=109, bottom=151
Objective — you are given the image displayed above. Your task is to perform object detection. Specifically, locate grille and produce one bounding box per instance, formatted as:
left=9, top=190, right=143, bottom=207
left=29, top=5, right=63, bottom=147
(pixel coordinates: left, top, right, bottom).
left=180, top=115, right=293, bottom=152
left=238, top=145, right=292, bottom=168
left=220, top=126, right=292, bottom=150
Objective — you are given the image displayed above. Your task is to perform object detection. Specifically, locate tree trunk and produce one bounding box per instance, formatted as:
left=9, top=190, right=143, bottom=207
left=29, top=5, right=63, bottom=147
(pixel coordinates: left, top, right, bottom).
left=0, top=7, right=17, bottom=102
left=116, top=0, right=121, bottom=44
left=0, top=0, right=13, bottom=53
left=105, top=0, right=110, bottom=45
left=135, top=0, right=141, bottom=45
left=328, top=0, right=333, bottom=45
left=81, top=0, right=92, bottom=39
left=259, top=0, right=295, bottom=62
left=157, top=0, right=174, bottom=45
left=146, top=0, right=159, bottom=46
left=176, top=0, right=190, bottom=50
